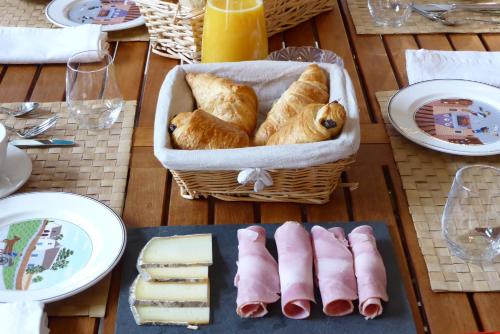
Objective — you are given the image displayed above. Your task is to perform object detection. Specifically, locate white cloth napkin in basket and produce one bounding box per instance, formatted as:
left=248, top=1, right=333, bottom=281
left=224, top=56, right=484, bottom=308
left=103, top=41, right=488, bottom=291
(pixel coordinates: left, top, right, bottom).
left=406, top=49, right=500, bottom=86
left=154, top=61, right=360, bottom=171
left=0, top=301, right=49, bottom=334
left=0, top=25, right=107, bottom=64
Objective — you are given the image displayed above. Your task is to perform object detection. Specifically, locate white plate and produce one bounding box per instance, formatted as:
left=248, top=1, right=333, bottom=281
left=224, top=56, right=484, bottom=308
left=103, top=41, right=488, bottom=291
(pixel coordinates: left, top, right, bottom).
left=388, top=79, right=500, bottom=156
left=0, top=192, right=126, bottom=302
left=0, top=145, right=32, bottom=199
left=46, top=0, right=144, bottom=32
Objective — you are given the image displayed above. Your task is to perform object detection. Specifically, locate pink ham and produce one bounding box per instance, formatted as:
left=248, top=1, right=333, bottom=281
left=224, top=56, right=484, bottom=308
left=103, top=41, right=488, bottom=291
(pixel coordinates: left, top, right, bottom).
left=311, top=226, right=357, bottom=316
left=348, top=225, right=388, bottom=320
left=234, top=225, right=280, bottom=318
left=274, top=221, right=315, bottom=319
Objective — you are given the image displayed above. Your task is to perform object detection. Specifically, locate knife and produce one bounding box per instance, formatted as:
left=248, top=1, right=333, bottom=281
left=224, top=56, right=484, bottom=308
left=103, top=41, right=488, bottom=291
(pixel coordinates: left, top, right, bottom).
left=415, top=2, right=500, bottom=12
left=10, top=139, right=76, bottom=147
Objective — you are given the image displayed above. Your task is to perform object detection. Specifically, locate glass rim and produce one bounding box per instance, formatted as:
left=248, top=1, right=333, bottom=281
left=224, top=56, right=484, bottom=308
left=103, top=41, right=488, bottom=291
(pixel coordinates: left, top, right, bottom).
left=207, top=0, right=263, bottom=12
left=67, top=50, right=113, bottom=74
left=454, top=164, right=500, bottom=192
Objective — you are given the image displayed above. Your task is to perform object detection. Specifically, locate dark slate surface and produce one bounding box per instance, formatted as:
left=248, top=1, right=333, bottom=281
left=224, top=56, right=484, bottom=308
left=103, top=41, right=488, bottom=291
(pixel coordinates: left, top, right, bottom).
left=116, top=223, right=417, bottom=334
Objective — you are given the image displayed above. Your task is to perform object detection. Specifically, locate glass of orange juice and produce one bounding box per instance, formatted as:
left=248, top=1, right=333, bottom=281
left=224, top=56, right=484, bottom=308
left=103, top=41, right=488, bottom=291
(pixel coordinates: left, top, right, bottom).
left=201, top=0, right=268, bottom=63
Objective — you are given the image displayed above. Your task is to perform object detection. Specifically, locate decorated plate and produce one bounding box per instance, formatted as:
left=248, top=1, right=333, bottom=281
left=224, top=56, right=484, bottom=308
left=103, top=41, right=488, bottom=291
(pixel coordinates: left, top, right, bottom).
left=0, top=192, right=126, bottom=302
left=46, top=0, right=144, bottom=32
left=388, top=79, right=500, bottom=156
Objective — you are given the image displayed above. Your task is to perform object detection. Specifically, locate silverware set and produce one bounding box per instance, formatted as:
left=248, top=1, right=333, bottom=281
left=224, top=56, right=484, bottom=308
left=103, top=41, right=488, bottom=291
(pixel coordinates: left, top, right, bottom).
left=0, top=102, right=75, bottom=147
left=412, top=2, right=500, bottom=26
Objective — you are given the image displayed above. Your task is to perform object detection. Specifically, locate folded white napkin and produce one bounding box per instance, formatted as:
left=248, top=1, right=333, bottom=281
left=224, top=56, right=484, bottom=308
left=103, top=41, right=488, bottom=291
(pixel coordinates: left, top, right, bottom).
left=406, top=49, right=500, bottom=87
left=0, top=25, right=107, bottom=64
left=0, top=301, right=49, bottom=334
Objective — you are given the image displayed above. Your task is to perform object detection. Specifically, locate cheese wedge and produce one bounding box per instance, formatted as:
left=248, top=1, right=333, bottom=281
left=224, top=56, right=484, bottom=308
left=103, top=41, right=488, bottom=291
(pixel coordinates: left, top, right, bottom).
left=129, top=276, right=211, bottom=326
left=137, top=234, right=213, bottom=281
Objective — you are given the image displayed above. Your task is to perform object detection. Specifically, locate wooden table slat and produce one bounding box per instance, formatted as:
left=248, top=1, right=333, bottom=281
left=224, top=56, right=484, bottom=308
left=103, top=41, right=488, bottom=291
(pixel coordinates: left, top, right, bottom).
left=339, top=0, right=399, bottom=124
left=383, top=35, right=418, bottom=87
left=0, top=65, right=38, bottom=102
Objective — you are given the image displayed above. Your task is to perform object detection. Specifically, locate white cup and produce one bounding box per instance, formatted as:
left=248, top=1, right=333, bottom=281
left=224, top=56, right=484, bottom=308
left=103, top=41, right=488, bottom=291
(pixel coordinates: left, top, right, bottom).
left=0, top=123, right=8, bottom=175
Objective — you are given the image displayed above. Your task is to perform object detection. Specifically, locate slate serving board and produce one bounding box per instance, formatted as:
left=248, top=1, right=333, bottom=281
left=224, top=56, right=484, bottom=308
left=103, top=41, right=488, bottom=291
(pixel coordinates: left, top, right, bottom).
left=116, top=223, right=417, bottom=334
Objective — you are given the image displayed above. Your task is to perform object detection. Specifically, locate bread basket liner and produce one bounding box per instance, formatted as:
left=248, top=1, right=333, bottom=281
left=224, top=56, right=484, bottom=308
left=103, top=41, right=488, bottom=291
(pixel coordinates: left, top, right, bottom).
left=154, top=60, right=360, bottom=171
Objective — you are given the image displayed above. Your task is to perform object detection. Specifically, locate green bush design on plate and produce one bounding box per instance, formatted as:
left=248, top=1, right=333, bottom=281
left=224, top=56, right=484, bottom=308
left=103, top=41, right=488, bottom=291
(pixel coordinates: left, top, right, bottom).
left=3, top=219, right=43, bottom=290
left=51, top=248, right=74, bottom=271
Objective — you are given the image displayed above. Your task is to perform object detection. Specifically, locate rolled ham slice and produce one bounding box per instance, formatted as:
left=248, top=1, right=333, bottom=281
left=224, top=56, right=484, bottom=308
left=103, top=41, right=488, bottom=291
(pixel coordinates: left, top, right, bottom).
left=274, top=221, right=315, bottom=319
left=311, top=226, right=357, bottom=316
left=234, top=225, right=280, bottom=318
left=348, top=225, right=388, bottom=320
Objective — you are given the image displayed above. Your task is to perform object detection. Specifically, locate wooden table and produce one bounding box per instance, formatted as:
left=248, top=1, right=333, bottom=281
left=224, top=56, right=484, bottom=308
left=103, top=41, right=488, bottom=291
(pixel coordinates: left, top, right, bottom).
left=1, top=2, right=499, bottom=333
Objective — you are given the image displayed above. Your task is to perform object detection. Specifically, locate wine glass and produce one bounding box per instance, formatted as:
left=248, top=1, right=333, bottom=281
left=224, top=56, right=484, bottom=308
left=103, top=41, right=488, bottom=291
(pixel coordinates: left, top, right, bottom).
left=442, top=165, right=500, bottom=263
left=66, top=50, right=123, bottom=130
left=201, top=0, right=268, bottom=63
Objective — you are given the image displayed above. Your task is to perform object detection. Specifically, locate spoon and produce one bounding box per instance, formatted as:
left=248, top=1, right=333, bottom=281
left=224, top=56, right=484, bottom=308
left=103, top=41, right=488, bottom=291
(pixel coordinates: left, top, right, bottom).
left=0, top=102, right=40, bottom=117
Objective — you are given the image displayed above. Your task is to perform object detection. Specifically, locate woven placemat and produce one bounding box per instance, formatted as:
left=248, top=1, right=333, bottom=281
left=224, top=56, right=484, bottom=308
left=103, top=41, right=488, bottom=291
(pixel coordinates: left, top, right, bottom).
left=0, top=100, right=136, bottom=316
left=376, top=91, right=500, bottom=292
left=347, top=0, right=500, bottom=34
left=0, top=0, right=149, bottom=41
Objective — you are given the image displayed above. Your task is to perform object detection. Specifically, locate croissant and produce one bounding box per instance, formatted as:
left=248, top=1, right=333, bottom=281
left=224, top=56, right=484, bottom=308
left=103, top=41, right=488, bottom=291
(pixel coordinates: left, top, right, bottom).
left=169, top=109, right=250, bottom=150
left=266, top=102, right=347, bottom=146
left=185, top=72, right=258, bottom=135
left=253, top=64, right=329, bottom=145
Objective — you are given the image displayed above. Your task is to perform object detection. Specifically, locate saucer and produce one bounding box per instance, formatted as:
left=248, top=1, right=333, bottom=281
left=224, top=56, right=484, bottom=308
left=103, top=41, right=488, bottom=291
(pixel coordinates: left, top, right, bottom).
left=0, top=145, right=32, bottom=198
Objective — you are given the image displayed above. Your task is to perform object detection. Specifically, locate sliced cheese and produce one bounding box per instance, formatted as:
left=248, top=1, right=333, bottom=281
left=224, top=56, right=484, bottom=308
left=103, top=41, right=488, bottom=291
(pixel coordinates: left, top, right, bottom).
left=140, top=266, right=209, bottom=282
left=131, top=306, right=210, bottom=325
left=138, top=234, right=212, bottom=268
left=131, top=276, right=209, bottom=302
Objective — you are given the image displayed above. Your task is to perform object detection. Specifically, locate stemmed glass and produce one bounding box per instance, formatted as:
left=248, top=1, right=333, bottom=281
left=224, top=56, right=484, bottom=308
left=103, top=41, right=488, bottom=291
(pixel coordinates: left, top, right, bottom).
left=66, top=50, right=123, bottom=130
left=442, top=165, right=500, bottom=263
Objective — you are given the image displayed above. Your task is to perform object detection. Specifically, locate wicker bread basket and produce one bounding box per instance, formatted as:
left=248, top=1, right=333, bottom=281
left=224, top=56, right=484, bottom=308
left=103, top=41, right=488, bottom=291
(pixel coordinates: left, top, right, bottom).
left=134, top=0, right=336, bottom=63
left=154, top=60, right=360, bottom=204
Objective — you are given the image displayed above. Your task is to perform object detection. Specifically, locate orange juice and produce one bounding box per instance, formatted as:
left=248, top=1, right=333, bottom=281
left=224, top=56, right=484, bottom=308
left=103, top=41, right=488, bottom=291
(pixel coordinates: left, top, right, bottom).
left=201, top=0, right=268, bottom=63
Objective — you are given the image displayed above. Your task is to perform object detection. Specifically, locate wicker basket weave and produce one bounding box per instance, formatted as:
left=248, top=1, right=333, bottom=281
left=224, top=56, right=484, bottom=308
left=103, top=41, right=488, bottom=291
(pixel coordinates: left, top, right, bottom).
left=134, top=0, right=336, bottom=63
left=171, top=158, right=355, bottom=204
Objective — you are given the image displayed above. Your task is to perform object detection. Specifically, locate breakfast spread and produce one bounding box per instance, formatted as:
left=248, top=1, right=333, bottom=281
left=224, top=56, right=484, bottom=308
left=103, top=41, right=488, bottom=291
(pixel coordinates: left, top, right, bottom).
left=311, top=226, right=357, bottom=316
left=131, top=234, right=213, bottom=326
left=128, top=224, right=388, bottom=329
left=348, top=226, right=388, bottom=320
left=234, top=225, right=280, bottom=318
left=168, top=64, right=347, bottom=150
left=274, top=222, right=315, bottom=319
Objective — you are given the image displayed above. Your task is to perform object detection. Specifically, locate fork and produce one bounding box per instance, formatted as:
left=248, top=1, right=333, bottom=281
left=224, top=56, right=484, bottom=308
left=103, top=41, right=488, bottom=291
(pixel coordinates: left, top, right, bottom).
left=411, top=4, right=457, bottom=25
left=3, top=116, right=59, bottom=139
